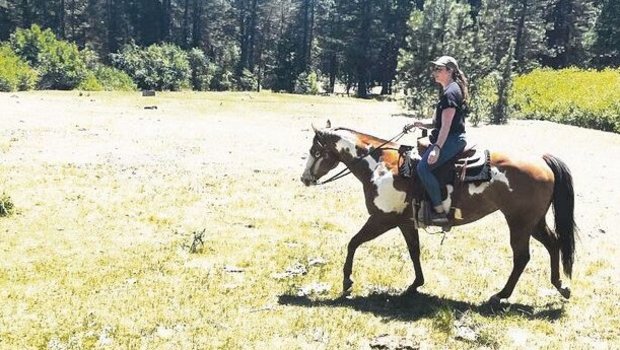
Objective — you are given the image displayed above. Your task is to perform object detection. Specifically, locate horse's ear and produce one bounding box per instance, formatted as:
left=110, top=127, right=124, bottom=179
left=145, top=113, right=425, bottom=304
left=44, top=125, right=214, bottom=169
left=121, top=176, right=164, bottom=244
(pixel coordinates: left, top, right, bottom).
left=326, top=120, right=331, bottom=128
left=311, top=123, right=318, bottom=133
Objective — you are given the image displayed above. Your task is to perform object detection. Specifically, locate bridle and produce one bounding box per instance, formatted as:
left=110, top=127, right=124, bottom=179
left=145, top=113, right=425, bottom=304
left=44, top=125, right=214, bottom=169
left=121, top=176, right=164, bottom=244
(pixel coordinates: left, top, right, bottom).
left=311, top=129, right=409, bottom=186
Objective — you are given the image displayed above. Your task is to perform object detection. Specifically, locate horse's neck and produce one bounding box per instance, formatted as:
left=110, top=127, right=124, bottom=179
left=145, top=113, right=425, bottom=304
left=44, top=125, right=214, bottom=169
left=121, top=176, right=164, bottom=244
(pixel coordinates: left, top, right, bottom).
left=332, top=131, right=397, bottom=180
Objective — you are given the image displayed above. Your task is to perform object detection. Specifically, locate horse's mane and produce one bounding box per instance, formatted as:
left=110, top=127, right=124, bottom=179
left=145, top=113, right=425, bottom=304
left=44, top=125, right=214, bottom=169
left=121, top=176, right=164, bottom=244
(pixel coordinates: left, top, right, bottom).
left=331, top=127, right=401, bottom=149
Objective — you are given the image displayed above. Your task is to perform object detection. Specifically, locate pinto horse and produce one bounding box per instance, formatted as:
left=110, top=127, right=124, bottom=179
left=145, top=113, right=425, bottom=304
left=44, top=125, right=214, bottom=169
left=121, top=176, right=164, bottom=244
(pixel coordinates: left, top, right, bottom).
left=300, top=121, right=576, bottom=304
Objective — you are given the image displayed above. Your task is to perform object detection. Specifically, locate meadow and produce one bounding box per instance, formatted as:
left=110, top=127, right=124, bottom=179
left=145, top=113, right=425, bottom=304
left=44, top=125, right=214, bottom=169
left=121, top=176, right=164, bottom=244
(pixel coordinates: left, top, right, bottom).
left=1, top=91, right=619, bottom=349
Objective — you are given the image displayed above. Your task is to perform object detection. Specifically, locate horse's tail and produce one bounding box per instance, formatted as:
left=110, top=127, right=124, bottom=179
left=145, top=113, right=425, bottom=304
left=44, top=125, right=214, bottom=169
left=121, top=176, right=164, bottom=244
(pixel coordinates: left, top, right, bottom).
left=543, top=154, right=577, bottom=278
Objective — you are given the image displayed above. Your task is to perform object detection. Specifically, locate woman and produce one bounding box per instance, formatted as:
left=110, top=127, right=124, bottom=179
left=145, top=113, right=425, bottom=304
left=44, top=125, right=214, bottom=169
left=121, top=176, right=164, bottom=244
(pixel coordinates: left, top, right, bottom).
left=405, top=55, right=469, bottom=225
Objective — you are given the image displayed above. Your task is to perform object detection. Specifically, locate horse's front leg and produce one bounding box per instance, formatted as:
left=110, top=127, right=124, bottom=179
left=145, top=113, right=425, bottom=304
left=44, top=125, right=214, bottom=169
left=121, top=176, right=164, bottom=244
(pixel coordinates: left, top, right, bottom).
left=398, top=220, right=424, bottom=294
left=342, top=215, right=395, bottom=296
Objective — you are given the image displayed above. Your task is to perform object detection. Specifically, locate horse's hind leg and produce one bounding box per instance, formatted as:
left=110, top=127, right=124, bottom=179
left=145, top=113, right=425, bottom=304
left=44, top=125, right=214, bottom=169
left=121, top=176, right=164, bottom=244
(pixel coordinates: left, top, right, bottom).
left=342, top=215, right=395, bottom=296
left=398, top=221, right=424, bottom=294
left=531, top=219, right=571, bottom=299
left=490, top=219, right=532, bottom=303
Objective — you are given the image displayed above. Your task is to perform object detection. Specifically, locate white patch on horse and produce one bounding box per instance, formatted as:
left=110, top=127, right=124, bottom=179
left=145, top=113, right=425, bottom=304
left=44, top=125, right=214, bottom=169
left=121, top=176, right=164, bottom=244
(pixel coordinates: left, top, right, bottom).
left=468, top=167, right=512, bottom=195
left=441, top=185, right=454, bottom=213
left=302, top=154, right=321, bottom=181
left=334, top=131, right=358, bottom=159
left=371, top=162, right=408, bottom=214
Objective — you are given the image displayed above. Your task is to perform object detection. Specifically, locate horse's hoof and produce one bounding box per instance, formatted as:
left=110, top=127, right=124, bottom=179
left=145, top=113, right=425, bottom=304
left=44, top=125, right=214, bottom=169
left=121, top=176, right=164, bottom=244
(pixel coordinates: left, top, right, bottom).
left=402, top=285, right=419, bottom=296
left=403, top=282, right=423, bottom=296
left=487, top=295, right=502, bottom=309
left=559, top=287, right=571, bottom=299
left=342, top=279, right=353, bottom=296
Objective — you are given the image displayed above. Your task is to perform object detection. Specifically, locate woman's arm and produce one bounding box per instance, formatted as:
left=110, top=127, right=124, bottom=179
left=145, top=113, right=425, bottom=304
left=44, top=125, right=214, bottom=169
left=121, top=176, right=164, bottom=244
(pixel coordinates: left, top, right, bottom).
left=413, top=119, right=434, bottom=128
left=427, top=107, right=455, bottom=164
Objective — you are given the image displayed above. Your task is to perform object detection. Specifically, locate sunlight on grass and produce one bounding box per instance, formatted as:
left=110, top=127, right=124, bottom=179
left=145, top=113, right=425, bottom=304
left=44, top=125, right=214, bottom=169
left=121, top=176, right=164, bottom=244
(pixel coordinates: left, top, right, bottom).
left=1, top=91, right=618, bottom=349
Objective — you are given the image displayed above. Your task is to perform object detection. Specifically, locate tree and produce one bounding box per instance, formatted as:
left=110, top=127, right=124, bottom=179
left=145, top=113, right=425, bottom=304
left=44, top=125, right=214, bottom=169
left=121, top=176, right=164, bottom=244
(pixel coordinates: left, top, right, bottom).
left=541, top=0, right=597, bottom=68
left=592, top=0, right=620, bottom=67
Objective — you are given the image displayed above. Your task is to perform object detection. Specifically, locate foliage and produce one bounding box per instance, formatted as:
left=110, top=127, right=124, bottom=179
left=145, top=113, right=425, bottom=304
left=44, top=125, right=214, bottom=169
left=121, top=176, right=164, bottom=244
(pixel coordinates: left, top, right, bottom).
left=294, top=71, right=319, bottom=95
left=468, top=74, right=498, bottom=126
left=9, top=24, right=88, bottom=90
left=512, top=68, right=620, bottom=133
left=187, top=48, right=216, bottom=91
left=0, top=44, right=38, bottom=91
left=0, top=192, right=14, bottom=217
left=0, top=0, right=616, bottom=98
left=111, top=42, right=190, bottom=91
left=491, top=41, right=516, bottom=124
left=77, top=66, right=136, bottom=92
left=237, top=68, right=258, bottom=91
left=592, top=0, right=620, bottom=67
left=77, top=71, right=103, bottom=91
left=92, top=66, right=136, bottom=91
left=398, top=0, right=475, bottom=116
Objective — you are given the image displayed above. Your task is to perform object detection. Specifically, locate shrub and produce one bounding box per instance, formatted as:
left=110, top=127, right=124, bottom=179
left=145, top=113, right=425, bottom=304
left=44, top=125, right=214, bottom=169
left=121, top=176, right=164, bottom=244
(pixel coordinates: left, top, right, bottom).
left=237, top=68, right=258, bottom=91
left=10, top=24, right=88, bottom=90
left=93, top=66, right=136, bottom=91
left=294, top=71, right=319, bottom=95
left=111, top=42, right=190, bottom=91
left=210, top=68, right=235, bottom=91
left=77, top=72, right=103, bottom=91
left=0, top=192, right=14, bottom=217
left=469, top=73, right=499, bottom=126
left=512, top=68, right=620, bottom=133
left=187, top=48, right=216, bottom=91
left=0, top=44, right=38, bottom=91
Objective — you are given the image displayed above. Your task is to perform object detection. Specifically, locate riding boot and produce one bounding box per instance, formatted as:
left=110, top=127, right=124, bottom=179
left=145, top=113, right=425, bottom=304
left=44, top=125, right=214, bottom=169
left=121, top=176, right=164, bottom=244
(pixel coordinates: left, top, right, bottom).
left=429, top=210, right=449, bottom=225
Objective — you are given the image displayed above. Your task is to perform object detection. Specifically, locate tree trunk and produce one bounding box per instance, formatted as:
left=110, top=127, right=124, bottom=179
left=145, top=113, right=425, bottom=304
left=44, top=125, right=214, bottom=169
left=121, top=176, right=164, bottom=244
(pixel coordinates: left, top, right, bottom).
left=182, top=0, right=190, bottom=47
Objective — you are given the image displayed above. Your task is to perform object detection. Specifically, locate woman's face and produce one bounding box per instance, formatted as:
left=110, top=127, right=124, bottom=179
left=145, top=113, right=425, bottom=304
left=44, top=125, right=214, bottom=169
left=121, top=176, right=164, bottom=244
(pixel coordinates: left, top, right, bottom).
left=432, top=65, right=451, bottom=85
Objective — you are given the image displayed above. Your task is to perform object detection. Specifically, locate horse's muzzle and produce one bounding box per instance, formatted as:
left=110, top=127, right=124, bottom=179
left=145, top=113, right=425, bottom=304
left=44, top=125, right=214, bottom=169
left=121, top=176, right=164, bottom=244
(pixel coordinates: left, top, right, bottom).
left=300, top=175, right=317, bottom=186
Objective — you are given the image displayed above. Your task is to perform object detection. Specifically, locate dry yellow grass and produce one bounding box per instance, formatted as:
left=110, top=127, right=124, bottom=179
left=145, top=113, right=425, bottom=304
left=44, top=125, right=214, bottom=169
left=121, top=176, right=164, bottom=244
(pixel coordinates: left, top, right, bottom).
left=0, top=91, right=619, bottom=349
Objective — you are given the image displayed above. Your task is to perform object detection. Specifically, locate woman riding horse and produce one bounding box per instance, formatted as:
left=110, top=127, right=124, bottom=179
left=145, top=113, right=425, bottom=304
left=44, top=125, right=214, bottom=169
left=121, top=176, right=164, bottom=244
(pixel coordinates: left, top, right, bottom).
left=301, top=121, right=576, bottom=304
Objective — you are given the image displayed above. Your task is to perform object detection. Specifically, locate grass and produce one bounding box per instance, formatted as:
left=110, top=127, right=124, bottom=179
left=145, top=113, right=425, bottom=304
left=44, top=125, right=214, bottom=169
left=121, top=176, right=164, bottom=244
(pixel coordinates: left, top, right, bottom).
left=0, top=91, right=619, bottom=349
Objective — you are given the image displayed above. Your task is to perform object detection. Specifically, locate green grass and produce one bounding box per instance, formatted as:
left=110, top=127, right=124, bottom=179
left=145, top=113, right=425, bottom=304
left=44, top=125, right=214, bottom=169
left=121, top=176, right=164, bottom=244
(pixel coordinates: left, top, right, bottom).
left=0, top=91, right=618, bottom=349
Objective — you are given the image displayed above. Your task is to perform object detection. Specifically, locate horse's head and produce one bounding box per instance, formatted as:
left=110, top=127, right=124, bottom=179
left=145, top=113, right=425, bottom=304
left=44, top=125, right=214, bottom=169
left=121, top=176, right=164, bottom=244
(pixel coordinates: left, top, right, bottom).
left=301, top=120, right=341, bottom=186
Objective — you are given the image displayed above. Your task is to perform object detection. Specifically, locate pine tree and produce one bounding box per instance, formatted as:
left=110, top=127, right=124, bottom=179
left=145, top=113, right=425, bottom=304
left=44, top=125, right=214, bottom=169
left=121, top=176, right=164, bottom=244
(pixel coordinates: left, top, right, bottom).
left=541, top=0, right=597, bottom=68
left=592, top=0, right=620, bottom=67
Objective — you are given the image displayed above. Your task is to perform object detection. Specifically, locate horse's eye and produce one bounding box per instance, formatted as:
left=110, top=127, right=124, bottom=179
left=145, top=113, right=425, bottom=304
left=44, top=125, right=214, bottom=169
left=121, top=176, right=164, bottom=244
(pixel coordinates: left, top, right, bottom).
left=314, top=150, right=322, bottom=158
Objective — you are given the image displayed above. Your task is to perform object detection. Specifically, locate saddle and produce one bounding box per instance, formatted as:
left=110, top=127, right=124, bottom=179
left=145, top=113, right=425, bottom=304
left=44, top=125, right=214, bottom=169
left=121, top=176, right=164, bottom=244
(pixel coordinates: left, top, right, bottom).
left=398, top=136, right=492, bottom=228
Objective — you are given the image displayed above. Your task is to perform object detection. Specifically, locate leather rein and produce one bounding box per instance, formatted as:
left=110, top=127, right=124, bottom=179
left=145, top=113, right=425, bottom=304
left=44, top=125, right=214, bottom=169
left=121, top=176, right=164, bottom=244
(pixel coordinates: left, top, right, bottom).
left=315, top=129, right=410, bottom=186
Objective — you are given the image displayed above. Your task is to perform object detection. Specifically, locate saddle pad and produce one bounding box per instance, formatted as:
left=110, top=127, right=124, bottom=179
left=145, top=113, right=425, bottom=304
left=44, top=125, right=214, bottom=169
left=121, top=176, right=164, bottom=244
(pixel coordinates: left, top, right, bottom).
left=398, top=148, right=492, bottom=183
left=459, top=149, right=492, bottom=182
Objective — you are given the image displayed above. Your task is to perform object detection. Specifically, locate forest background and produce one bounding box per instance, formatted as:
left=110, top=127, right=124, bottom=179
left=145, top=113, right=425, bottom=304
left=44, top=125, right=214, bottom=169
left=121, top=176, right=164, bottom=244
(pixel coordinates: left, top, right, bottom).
left=0, top=0, right=619, bottom=130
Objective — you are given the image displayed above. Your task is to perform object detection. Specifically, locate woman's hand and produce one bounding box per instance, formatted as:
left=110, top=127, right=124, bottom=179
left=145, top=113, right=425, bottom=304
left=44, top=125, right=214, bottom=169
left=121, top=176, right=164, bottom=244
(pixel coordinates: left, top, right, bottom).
left=403, top=121, right=426, bottom=133
left=428, top=145, right=440, bottom=164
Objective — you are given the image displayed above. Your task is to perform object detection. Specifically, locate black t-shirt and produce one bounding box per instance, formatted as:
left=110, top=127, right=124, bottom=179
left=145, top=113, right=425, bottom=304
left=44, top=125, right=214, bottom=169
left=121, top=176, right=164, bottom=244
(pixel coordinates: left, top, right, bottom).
left=430, top=82, right=466, bottom=143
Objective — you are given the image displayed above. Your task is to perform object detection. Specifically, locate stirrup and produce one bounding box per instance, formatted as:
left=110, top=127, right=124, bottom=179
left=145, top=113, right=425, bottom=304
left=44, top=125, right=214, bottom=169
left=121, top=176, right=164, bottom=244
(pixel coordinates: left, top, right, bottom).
left=429, top=211, right=448, bottom=225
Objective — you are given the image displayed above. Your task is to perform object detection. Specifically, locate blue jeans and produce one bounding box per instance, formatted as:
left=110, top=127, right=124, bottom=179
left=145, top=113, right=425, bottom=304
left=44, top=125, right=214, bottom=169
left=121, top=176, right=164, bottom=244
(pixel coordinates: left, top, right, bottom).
left=417, top=133, right=466, bottom=207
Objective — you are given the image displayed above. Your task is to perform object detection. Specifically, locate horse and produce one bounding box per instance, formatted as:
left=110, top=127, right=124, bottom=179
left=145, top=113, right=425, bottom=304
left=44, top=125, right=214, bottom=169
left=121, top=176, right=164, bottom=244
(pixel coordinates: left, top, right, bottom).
left=300, top=120, right=576, bottom=304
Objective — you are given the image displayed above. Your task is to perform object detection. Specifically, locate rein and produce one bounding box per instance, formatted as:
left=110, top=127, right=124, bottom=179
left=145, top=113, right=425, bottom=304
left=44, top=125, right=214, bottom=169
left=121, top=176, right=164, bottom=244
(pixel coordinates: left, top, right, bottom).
left=316, top=129, right=409, bottom=186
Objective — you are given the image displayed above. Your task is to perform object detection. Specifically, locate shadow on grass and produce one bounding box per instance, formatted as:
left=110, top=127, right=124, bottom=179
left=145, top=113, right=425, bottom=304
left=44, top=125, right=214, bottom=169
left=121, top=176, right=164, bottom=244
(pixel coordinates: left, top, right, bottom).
left=278, top=291, right=565, bottom=321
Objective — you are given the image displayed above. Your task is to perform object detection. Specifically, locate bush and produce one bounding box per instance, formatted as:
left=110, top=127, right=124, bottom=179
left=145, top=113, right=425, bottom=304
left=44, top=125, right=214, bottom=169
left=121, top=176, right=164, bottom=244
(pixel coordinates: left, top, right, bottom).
left=237, top=68, right=258, bottom=91
left=512, top=68, right=620, bottom=133
left=93, top=66, right=136, bottom=91
left=210, top=68, right=235, bottom=91
left=188, top=48, right=216, bottom=91
left=111, top=42, right=190, bottom=91
left=0, top=44, right=38, bottom=91
left=0, top=192, right=14, bottom=217
left=10, top=24, right=88, bottom=90
left=77, top=71, right=103, bottom=91
left=469, top=73, right=499, bottom=126
left=294, top=71, right=319, bottom=95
